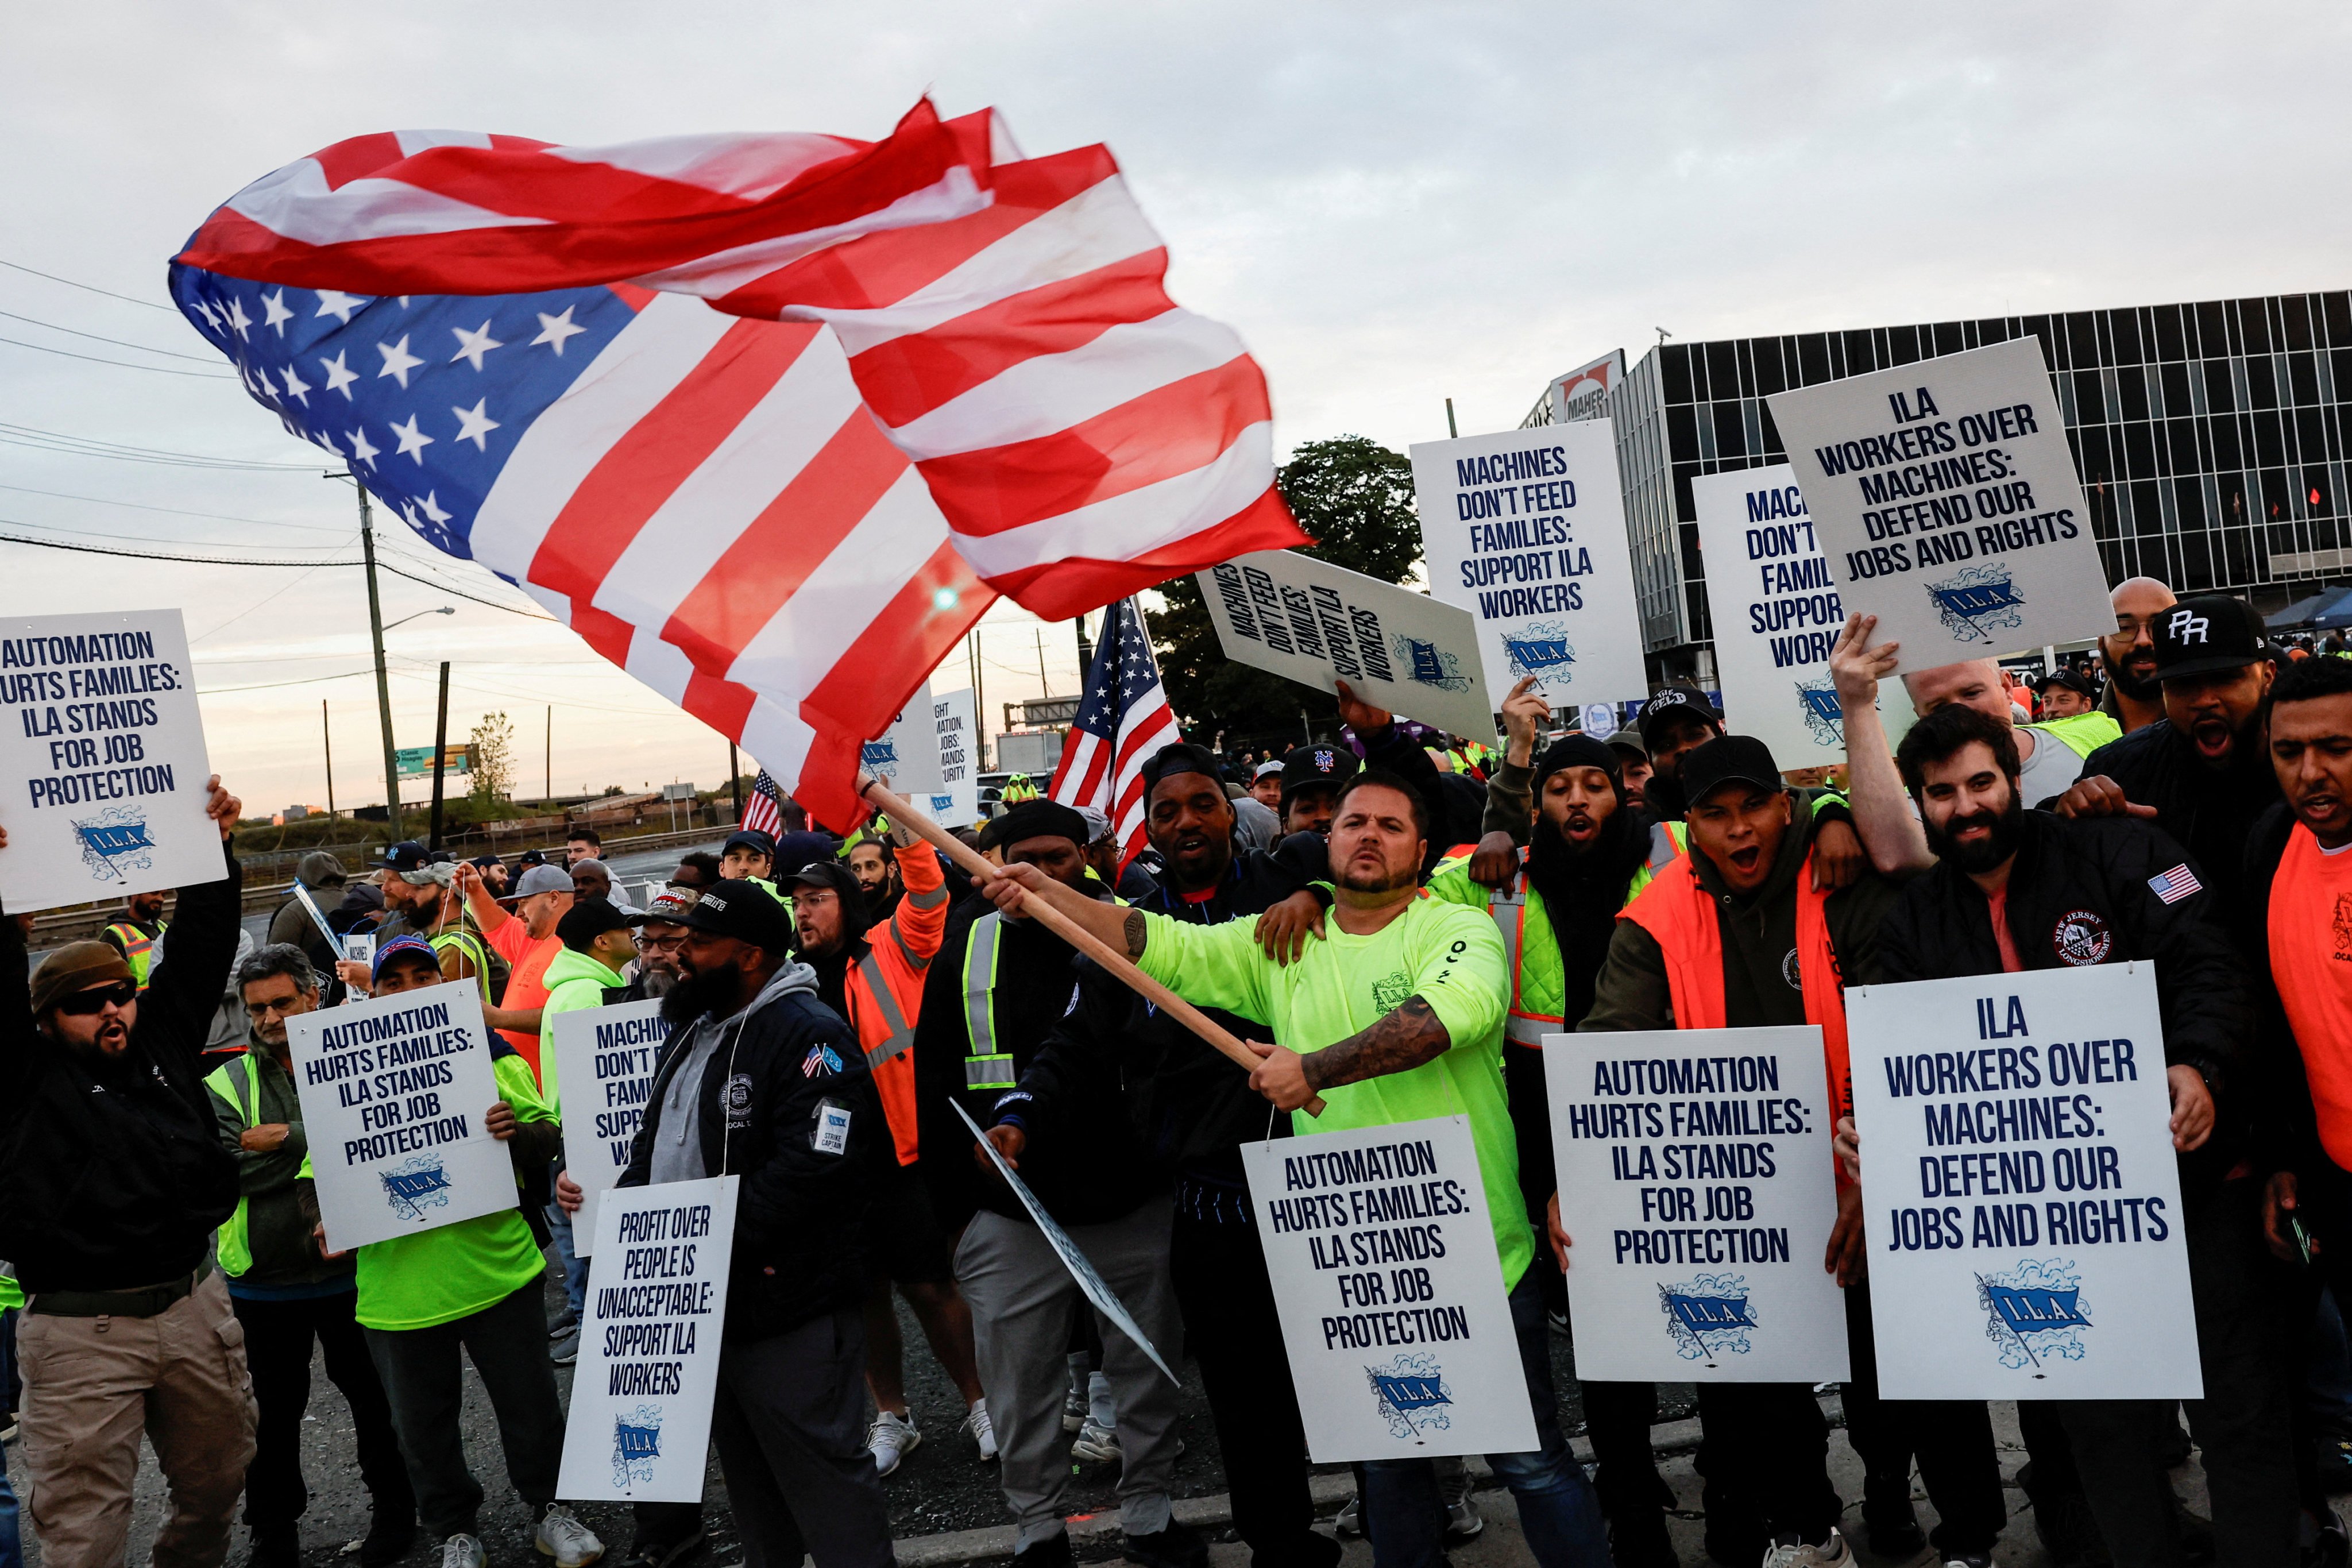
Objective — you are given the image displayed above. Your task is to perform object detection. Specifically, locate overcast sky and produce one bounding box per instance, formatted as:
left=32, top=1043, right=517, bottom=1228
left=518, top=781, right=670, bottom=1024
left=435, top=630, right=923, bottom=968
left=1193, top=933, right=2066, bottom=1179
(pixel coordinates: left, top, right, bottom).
left=6, top=2, right=2350, bottom=814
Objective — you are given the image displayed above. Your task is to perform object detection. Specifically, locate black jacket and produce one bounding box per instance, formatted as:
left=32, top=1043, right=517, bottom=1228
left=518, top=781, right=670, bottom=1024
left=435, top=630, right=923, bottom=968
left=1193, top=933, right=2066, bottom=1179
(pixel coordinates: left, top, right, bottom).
left=2079, top=718, right=2282, bottom=933
left=2237, top=803, right=2336, bottom=1188
left=615, top=963, right=889, bottom=1341
left=1879, top=810, right=2250, bottom=1185
left=0, top=844, right=245, bottom=1292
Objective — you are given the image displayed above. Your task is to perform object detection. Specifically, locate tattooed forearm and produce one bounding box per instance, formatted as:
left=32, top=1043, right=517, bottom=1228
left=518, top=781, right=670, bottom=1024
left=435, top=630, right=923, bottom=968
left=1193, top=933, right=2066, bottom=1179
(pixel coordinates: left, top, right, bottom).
left=1304, top=997, right=1451, bottom=1091
left=1123, top=907, right=1147, bottom=958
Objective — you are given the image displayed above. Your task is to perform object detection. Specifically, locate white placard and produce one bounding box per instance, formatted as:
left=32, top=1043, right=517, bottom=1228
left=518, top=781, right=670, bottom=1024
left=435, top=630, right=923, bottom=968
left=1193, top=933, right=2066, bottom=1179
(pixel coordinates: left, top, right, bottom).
left=1409, top=423, right=1648, bottom=713
left=863, top=678, right=944, bottom=797
left=287, top=985, right=522, bottom=1253
left=1765, top=337, right=2111, bottom=669
left=1240, top=1116, right=1536, bottom=1462
left=552, top=997, right=667, bottom=1257
left=0, top=610, right=221, bottom=913
left=927, top=687, right=982, bottom=827
left=1846, top=964, right=2199, bottom=1399
left=1544, top=1026, right=1850, bottom=1382
left=1196, top=551, right=1496, bottom=741
left=557, top=1175, right=739, bottom=1502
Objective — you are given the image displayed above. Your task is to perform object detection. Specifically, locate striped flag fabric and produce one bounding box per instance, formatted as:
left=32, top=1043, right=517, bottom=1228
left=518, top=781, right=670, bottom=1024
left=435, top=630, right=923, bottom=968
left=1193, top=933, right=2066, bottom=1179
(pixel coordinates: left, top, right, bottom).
left=1048, top=598, right=1176, bottom=866
left=170, top=100, right=1305, bottom=829
left=2148, top=863, right=2203, bottom=905
left=739, top=769, right=786, bottom=839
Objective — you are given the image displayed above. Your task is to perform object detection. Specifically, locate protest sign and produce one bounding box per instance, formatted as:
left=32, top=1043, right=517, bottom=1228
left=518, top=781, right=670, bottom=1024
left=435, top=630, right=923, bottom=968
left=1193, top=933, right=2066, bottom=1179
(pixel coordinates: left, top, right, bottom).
left=1544, top=1026, right=1849, bottom=1382
left=926, top=686, right=982, bottom=827
left=1239, top=1115, right=1535, bottom=1462
left=285, top=985, right=521, bottom=1253
left=1846, top=963, right=2199, bottom=1399
left=1765, top=337, right=2111, bottom=669
left=0, top=609, right=221, bottom=913
left=863, top=678, right=943, bottom=797
left=557, top=1175, right=738, bottom=1503
left=1409, top=423, right=1647, bottom=714
left=1195, top=551, right=1495, bottom=740
left=551, top=997, right=667, bottom=1257
left=954, top=1102, right=1178, bottom=1385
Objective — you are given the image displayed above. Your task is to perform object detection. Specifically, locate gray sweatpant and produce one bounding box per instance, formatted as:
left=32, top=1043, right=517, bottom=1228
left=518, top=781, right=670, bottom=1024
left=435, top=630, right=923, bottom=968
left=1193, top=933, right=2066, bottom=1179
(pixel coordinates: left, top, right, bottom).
left=956, top=1195, right=1182, bottom=1548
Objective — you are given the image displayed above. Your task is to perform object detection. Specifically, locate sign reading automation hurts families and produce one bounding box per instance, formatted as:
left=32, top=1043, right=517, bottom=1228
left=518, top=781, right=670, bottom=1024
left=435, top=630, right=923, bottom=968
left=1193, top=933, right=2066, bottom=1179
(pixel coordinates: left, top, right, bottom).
left=1765, top=337, right=2110, bottom=667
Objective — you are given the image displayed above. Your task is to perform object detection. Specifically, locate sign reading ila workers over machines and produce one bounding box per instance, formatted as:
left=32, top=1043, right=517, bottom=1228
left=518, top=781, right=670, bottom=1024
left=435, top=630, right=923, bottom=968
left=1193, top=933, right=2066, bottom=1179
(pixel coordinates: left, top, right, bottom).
left=1845, top=963, right=2199, bottom=1400
left=1241, top=1117, right=1535, bottom=1462
left=0, top=609, right=221, bottom=914
left=551, top=997, right=667, bottom=1257
left=1764, top=336, right=2112, bottom=669
left=1544, top=1026, right=1850, bottom=1382
left=1408, top=423, right=1647, bottom=714
left=286, top=985, right=524, bottom=1254
left=558, top=1175, right=739, bottom=1503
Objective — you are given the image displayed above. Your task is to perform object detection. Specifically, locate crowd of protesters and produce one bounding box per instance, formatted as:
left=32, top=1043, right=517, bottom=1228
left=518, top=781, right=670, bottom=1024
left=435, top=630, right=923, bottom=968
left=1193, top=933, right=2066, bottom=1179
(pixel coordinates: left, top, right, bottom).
left=11, top=573, right=2352, bottom=1568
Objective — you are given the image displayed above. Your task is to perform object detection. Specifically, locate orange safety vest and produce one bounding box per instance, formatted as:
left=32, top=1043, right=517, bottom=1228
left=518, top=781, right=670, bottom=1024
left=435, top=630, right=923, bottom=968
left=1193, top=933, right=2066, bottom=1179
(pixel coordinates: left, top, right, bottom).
left=1618, top=851, right=1853, bottom=1185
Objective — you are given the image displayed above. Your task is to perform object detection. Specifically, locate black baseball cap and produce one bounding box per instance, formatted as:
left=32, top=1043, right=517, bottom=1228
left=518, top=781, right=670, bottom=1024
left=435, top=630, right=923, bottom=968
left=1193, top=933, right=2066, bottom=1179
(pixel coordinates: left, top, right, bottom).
left=516, top=849, right=549, bottom=869
left=1277, top=743, right=1358, bottom=803
left=723, top=828, right=778, bottom=860
left=786, top=860, right=862, bottom=902
left=376, top=840, right=432, bottom=872
left=2152, top=594, right=2273, bottom=682
left=2036, top=668, right=2097, bottom=702
left=1140, top=741, right=1223, bottom=791
left=678, top=880, right=794, bottom=952
left=1679, top=735, right=1784, bottom=808
left=1637, top=686, right=1725, bottom=747
left=556, top=898, right=645, bottom=949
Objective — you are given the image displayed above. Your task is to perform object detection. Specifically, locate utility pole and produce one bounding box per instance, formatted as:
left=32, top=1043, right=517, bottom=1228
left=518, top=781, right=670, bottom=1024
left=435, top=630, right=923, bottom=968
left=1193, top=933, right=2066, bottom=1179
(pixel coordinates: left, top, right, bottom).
left=1034, top=627, right=1049, bottom=697
left=970, top=629, right=986, bottom=771
left=1445, top=397, right=1458, bottom=438
left=1075, top=613, right=1094, bottom=675
left=322, top=700, right=336, bottom=818
left=544, top=705, right=552, bottom=806
left=729, top=741, right=742, bottom=824
left=427, top=661, right=451, bottom=849
left=344, top=472, right=404, bottom=841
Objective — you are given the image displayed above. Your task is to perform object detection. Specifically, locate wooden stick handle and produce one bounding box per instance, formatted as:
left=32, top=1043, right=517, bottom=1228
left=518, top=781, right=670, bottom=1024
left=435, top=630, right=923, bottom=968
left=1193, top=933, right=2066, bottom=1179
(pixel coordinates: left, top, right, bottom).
left=860, top=779, right=1324, bottom=1116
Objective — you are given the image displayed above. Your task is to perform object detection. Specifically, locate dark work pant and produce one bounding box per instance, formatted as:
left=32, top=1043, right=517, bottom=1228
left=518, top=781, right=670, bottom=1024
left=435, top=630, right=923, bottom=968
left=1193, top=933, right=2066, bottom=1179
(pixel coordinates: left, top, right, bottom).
left=232, top=1289, right=412, bottom=1532
left=708, top=1307, right=891, bottom=1568
left=1690, top=1382, right=1841, bottom=1554
left=1504, top=1044, right=1567, bottom=1319
left=1839, top=1279, right=2005, bottom=1554
left=364, top=1283, right=565, bottom=1540
left=2057, top=1177, right=2299, bottom=1568
left=630, top=1503, right=705, bottom=1553
left=1171, top=1207, right=1338, bottom=1568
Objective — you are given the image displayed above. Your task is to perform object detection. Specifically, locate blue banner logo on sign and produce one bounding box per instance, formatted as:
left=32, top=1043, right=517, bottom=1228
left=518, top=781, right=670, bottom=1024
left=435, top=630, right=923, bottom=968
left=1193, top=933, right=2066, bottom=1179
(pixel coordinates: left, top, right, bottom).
left=1661, top=1275, right=1757, bottom=1361
left=74, top=808, right=156, bottom=883
left=1797, top=681, right=1844, bottom=747
left=612, top=1407, right=663, bottom=1488
left=1977, top=1260, right=2092, bottom=1370
left=380, top=1156, right=454, bottom=1221
left=1367, top=1353, right=1454, bottom=1439
left=1502, top=626, right=1577, bottom=681
left=1927, top=566, right=2027, bottom=644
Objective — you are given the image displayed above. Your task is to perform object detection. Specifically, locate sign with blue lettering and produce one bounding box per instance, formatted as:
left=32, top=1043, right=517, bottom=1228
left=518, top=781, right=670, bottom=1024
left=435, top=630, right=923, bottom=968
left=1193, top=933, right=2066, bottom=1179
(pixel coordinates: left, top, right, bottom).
left=1194, top=550, right=1497, bottom=741
left=557, top=1175, right=738, bottom=1501
left=1845, top=963, right=2198, bottom=1398
left=926, top=686, right=982, bottom=827
left=285, top=984, right=516, bottom=1253
left=1544, top=1026, right=1849, bottom=1381
left=863, top=678, right=943, bottom=798
left=1408, top=423, right=1646, bottom=713
left=0, top=609, right=223, bottom=913
left=1765, top=337, right=2111, bottom=670
left=1239, top=1115, right=1535, bottom=1461
left=552, top=997, right=670, bottom=1257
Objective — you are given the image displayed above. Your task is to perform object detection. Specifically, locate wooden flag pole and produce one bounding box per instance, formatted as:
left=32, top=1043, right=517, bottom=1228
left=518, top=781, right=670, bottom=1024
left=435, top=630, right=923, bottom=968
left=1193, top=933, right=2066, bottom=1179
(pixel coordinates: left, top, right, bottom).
left=859, top=777, right=1324, bottom=1117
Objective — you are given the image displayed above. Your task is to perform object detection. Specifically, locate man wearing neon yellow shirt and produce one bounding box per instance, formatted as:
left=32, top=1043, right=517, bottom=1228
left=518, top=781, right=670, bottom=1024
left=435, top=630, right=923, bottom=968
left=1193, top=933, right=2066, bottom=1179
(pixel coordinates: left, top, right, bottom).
left=983, top=770, right=1609, bottom=1568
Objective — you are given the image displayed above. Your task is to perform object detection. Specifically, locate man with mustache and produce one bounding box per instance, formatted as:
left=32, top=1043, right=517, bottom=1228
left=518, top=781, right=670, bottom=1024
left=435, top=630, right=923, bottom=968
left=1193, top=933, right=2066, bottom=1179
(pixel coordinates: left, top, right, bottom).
left=2100, top=577, right=2179, bottom=735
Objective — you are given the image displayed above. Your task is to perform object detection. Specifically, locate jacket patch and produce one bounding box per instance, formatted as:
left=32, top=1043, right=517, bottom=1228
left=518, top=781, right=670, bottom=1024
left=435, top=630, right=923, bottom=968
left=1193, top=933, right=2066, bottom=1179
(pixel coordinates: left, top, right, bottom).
left=2052, top=909, right=2112, bottom=967
left=802, top=1044, right=843, bottom=1079
left=723, top=1072, right=755, bottom=1127
left=1780, top=948, right=1802, bottom=991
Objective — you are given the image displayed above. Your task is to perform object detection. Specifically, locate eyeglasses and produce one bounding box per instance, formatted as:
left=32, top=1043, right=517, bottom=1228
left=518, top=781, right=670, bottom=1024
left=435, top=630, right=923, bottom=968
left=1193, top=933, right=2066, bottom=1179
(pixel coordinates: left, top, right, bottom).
left=637, top=934, right=685, bottom=954
left=56, top=980, right=137, bottom=1015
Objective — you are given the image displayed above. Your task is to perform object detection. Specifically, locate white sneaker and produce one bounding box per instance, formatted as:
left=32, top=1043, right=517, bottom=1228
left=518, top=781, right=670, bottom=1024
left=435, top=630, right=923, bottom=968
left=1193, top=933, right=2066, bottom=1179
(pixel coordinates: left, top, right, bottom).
left=1435, top=1457, right=1485, bottom=1542
left=964, top=1399, right=999, bottom=1461
left=1071, top=1417, right=1121, bottom=1465
left=1333, top=1497, right=1362, bottom=1538
left=535, top=1505, right=604, bottom=1568
left=868, top=1409, right=922, bottom=1477
left=442, top=1535, right=487, bottom=1568
left=1760, top=1528, right=1852, bottom=1568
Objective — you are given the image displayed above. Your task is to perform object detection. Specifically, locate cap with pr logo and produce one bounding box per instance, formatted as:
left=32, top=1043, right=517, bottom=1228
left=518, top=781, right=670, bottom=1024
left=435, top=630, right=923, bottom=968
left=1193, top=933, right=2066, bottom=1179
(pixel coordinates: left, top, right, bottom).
left=2152, top=595, right=2270, bottom=683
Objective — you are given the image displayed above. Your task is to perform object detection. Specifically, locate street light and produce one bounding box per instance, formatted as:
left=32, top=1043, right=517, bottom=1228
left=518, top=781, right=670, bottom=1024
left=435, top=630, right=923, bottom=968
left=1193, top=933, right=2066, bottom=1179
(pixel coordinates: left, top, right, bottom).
left=384, top=606, right=456, bottom=632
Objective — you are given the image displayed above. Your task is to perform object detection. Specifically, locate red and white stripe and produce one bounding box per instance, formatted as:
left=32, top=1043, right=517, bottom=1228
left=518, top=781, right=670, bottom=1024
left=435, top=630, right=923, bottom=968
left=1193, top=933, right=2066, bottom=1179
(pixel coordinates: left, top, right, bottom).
left=1048, top=707, right=1177, bottom=868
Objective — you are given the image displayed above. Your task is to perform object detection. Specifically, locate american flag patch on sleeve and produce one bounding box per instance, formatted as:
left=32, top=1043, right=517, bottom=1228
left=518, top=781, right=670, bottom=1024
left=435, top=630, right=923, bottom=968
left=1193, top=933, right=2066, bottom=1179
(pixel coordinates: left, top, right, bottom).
left=2148, top=864, right=2203, bottom=904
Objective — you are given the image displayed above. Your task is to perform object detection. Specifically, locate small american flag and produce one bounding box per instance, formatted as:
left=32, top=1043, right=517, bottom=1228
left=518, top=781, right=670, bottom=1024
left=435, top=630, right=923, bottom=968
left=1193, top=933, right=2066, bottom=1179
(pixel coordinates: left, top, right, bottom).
left=2149, top=864, right=2203, bottom=905
left=1048, top=598, right=1175, bottom=866
left=739, top=770, right=786, bottom=839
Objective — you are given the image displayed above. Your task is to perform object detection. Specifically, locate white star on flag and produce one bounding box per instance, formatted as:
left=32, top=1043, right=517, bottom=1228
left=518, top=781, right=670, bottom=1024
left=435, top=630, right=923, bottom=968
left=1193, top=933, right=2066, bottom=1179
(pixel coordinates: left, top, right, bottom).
left=376, top=334, right=423, bottom=388
left=319, top=350, right=357, bottom=399
left=389, top=413, right=432, bottom=462
left=345, top=426, right=380, bottom=468
left=450, top=398, right=499, bottom=451
left=449, top=321, right=503, bottom=371
left=531, top=306, right=585, bottom=355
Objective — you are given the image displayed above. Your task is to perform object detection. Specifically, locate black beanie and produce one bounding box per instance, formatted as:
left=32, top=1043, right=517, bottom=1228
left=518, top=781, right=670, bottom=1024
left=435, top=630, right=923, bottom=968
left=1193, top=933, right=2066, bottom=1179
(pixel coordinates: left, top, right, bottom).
left=1534, top=735, right=1623, bottom=790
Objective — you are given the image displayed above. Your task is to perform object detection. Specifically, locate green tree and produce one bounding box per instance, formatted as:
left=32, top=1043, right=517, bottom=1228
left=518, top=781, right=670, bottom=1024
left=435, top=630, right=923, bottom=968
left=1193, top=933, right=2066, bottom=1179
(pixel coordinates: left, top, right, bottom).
left=468, top=710, right=515, bottom=807
left=1146, top=435, right=1422, bottom=747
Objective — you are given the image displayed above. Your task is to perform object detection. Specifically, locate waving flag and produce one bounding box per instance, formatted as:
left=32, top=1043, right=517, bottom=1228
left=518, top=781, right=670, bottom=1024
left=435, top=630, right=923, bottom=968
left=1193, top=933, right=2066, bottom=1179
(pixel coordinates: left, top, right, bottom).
left=171, top=101, right=1304, bottom=829
left=1048, top=598, right=1176, bottom=866
left=738, top=770, right=787, bottom=839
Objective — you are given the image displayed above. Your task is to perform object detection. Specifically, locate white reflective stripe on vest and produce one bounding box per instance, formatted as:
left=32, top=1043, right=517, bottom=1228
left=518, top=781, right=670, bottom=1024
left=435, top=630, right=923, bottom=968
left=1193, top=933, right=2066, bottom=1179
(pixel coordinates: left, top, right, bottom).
left=961, top=912, right=1017, bottom=1090
left=1489, top=870, right=1562, bottom=1047
left=1649, top=820, right=1681, bottom=868
left=857, top=952, right=916, bottom=1069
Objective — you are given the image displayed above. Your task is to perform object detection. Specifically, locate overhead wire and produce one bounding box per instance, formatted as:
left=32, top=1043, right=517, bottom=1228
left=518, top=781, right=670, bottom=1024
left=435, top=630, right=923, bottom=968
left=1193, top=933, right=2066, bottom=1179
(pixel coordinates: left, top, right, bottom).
left=0, top=482, right=356, bottom=534
left=0, top=257, right=178, bottom=312
left=0, top=335, right=235, bottom=378
left=0, top=307, right=219, bottom=362
left=0, top=421, right=318, bottom=472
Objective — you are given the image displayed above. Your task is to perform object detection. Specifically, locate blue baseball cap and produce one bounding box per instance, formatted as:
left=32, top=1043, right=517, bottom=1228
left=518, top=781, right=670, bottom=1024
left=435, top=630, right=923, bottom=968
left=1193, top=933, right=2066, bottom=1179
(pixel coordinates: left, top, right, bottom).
left=376, top=840, right=432, bottom=872
left=371, top=934, right=440, bottom=980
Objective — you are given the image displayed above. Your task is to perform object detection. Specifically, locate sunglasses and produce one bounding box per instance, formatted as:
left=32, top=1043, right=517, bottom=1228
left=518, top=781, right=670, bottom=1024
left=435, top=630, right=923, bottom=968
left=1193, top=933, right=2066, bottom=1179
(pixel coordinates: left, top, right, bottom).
left=56, top=980, right=138, bottom=1015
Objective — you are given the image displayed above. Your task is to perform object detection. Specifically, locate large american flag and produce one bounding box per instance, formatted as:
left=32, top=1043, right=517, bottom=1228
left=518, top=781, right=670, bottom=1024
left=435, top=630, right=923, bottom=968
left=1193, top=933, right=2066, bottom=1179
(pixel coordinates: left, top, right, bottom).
left=739, top=768, right=786, bottom=838
left=1048, top=598, right=1175, bottom=866
left=170, top=101, right=1304, bottom=831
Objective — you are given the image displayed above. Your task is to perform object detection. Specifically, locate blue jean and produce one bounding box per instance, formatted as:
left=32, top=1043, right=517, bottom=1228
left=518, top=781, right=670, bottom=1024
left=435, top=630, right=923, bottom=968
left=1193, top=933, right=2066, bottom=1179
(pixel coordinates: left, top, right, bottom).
left=545, top=1160, right=588, bottom=1321
left=1359, top=1273, right=1610, bottom=1568
left=0, top=1451, right=18, bottom=1568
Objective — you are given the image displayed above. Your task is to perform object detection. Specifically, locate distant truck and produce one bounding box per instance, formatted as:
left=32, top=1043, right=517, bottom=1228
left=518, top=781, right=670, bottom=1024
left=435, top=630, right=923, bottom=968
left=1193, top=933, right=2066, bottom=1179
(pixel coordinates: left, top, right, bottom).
left=991, top=729, right=1064, bottom=778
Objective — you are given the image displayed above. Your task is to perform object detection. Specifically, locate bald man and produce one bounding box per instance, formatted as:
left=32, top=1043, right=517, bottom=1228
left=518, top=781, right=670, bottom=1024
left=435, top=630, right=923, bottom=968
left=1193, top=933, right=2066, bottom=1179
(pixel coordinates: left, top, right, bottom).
left=2100, top=576, right=2178, bottom=733
left=1903, top=656, right=2121, bottom=811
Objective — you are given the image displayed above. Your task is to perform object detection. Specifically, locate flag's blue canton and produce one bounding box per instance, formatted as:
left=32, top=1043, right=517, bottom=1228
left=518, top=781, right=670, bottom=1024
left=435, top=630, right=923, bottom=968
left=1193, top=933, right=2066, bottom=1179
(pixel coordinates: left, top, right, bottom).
left=167, top=265, right=639, bottom=562
left=1070, top=600, right=1160, bottom=741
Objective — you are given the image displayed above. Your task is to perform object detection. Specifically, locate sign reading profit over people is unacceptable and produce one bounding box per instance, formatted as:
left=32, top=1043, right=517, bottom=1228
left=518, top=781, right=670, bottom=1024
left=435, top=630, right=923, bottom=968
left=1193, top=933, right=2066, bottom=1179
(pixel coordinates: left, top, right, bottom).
left=1195, top=550, right=1497, bottom=740
left=1408, top=423, right=1647, bottom=714
left=286, top=986, right=523, bottom=1254
left=1544, top=1026, right=1849, bottom=1382
left=1764, top=337, right=2111, bottom=669
left=1241, top=1117, right=1535, bottom=1462
left=551, top=997, right=667, bottom=1257
left=557, top=1175, right=739, bottom=1503
left=0, top=609, right=221, bottom=914
left=1846, top=963, right=2199, bottom=1400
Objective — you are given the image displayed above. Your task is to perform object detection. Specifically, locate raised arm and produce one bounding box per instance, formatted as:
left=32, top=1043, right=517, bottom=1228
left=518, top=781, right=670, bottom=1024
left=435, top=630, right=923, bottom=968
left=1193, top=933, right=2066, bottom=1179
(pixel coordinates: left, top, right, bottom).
left=454, top=859, right=511, bottom=936
left=1830, top=615, right=1933, bottom=876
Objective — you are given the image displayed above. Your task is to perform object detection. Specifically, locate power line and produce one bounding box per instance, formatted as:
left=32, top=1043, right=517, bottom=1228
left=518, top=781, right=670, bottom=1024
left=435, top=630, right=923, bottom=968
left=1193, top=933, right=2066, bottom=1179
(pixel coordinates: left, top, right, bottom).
left=0, top=482, right=353, bottom=534
left=0, top=257, right=178, bottom=312
left=0, top=308, right=218, bottom=362
left=201, top=669, right=376, bottom=694
left=1, top=514, right=355, bottom=555
left=0, top=420, right=318, bottom=471
left=0, top=335, right=235, bottom=379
